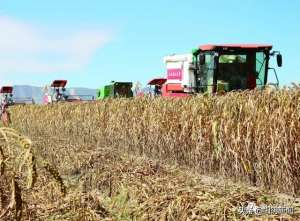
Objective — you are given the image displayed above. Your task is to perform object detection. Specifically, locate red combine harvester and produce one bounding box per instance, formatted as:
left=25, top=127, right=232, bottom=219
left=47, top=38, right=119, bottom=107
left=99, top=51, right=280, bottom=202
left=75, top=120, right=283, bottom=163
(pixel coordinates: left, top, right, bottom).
left=0, top=86, right=12, bottom=126
left=149, top=44, right=282, bottom=97
left=148, top=78, right=189, bottom=97
left=148, top=78, right=166, bottom=96
left=0, top=86, right=34, bottom=126
left=43, top=80, right=95, bottom=104
left=0, top=86, right=35, bottom=105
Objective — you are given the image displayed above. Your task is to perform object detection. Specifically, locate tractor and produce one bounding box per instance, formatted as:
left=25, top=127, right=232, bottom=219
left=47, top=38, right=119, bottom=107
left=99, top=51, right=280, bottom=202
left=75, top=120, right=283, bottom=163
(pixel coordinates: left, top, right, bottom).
left=43, top=80, right=95, bottom=104
left=0, top=86, right=35, bottom=126
left=148, top=44, right=282, bottom=96
left=96, top=81, right=133, bottom=99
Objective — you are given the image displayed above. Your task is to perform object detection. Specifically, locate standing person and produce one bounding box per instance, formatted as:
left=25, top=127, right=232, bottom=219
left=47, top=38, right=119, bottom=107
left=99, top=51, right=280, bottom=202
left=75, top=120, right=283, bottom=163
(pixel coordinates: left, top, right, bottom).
left=133, top=81, right=142, bottom=96
left=55, top=88, right=62, bottom=101
left=43, top=85, right=50, bottom=104
left=154, top=84, right=162, bottom=96
left=62, top=87, right=68, bottom=100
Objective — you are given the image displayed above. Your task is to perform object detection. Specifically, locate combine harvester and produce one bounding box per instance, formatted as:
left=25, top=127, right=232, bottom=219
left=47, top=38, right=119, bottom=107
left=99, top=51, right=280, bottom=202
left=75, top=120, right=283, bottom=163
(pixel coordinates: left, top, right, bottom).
left=43, top=80, right=95, bottom=104
left=96, top=81, right=133, bottom=99
left=148, top=44, right=282, bottom=96
left=0, top=86, right=35, bottom=125
left=0, top=86, right=35, bottom=105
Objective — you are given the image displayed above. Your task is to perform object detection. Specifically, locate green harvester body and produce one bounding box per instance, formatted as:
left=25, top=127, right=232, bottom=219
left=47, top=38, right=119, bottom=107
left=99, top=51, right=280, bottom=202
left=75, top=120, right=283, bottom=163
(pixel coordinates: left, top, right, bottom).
left=97, top=81, right=133, bottom=99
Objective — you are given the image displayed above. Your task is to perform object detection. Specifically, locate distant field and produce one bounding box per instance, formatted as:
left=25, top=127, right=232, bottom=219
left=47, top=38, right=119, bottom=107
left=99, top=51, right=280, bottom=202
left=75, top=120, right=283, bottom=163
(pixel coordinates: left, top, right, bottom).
left=1, top=88, right=300, bottom=220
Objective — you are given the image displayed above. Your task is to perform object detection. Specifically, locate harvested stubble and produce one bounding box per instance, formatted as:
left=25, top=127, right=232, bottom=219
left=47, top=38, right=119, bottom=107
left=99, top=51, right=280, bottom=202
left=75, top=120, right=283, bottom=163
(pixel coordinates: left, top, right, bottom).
left=2, top=134, right=299, bottom=220
left=0, top=127, right=66, bottom=220
left=10, top=88, right=300, bottom=195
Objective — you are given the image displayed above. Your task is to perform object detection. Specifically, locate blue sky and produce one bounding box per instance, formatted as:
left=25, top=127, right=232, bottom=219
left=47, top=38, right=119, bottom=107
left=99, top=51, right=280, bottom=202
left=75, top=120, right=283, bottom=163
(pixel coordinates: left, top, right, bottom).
left=0, top=0, right=299, bottom=88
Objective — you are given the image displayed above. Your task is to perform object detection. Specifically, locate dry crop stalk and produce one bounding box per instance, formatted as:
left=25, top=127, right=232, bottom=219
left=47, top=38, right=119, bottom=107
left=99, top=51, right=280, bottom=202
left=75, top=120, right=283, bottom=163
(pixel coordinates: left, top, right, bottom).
left=8, top=87, right=300, bottom=194
left=0, top=127, right=67, bottom=220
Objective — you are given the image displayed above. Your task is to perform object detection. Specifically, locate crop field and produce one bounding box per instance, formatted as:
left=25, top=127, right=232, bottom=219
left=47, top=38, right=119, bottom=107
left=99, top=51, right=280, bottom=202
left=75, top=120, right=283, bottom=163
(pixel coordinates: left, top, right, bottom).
left=1, top=88, right=300, bottom=220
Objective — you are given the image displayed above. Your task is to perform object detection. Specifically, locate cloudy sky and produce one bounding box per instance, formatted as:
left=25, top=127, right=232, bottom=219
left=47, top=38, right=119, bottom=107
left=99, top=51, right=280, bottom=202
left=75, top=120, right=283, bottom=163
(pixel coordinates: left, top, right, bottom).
left=0, top=0, right=299, bottom=88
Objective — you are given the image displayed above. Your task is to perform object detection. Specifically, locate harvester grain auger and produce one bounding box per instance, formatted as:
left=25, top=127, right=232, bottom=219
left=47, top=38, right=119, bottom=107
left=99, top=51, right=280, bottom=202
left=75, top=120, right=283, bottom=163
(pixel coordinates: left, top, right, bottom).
left=148, top=44, right=282, bottom=97
left=43, top=80, right=95, bottom=104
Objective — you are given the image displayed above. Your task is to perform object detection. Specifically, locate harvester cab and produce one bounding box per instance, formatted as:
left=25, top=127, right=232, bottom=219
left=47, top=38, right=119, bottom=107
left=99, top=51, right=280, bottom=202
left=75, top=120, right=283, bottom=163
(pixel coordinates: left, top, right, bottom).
left=148, top=78, right=167, bottom=96
left=0, top=86, right=35, bottom=106
left=44, top=80, right=69, bottom=103
left=44, top=80, right=95, bottom=104
left=192, top=44, right=282, bottom=93
left=0, top=86, right=14, bottom=126
left=0, top=86, right=14, bottom=110
left=97, top=81, right=133, bottom=99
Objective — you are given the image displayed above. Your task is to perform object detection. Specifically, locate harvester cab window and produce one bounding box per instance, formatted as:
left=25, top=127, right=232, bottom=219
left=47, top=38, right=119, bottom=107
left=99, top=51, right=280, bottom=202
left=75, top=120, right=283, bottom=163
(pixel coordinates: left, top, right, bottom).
left=256, top=52, right=267, bottom=88
left=199, top=53, right=214, bottom=93
left=218, top=54, right=248, bottom=91
left=114, top=83, right=133, bottom=98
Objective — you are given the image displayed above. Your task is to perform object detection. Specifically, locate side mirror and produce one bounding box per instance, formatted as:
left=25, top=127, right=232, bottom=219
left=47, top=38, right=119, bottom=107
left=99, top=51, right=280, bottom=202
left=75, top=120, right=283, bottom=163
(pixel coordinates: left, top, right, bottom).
left=277, top=53, right=282, bottom=67
left=199, top=54, right=205, bottom=65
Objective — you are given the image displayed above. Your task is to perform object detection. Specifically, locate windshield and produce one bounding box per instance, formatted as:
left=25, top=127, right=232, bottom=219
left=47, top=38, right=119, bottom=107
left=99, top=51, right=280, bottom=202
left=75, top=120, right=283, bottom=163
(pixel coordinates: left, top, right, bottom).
left=114, top=84, right=133, bottom=98
left=198, top=53, right=215, bottom=93
left=256, top=52, right=267, bottom=88
left=218, top=54, right=248, bottom=90
left=198, top=51, right=268, bottom=92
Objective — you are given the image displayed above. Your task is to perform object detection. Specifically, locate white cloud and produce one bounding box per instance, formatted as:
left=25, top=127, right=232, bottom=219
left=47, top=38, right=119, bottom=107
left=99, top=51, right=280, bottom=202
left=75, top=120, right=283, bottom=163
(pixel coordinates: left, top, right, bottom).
left=0, top=16, right=113, bottom=78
